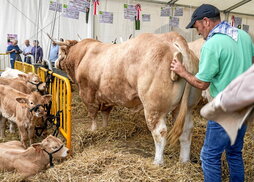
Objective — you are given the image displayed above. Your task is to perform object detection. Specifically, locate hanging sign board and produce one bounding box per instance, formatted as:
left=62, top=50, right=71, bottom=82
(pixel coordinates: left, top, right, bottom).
left=73, top=0, right=90, bottom=13
left=7, top=34, right=18, bottom=45
left=49, top=1, right=62, bottom=12
left=99, top=11, right=113, bottom=24
left=124, top=4, right=136, bottom=21
left=62, top=3, right=80, bottom=19
left=234, top=17, right=242, bottom=29
left=161, top=6, right=171, bottom=17
left=174, top=7, right=183, bottom=16
left=142, top=14, right=151, bottom=22
left=169, top=17, right=179, bottom=27
left=243, top=24, right=249, bottom=32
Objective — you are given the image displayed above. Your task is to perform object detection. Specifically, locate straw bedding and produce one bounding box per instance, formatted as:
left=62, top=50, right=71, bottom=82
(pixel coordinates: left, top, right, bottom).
left=1, top=86, right=254, bottom=182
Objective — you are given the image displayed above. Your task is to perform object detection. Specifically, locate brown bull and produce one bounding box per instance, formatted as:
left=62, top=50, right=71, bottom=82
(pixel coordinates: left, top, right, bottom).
left=54, top=32, right=201, bottom=164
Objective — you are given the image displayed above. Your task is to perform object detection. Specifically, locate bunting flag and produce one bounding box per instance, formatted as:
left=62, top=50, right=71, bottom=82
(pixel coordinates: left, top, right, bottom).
left=93, top=0, right=99, bottom=15
left=231, top=15, right=235, bottom=27
left=135, top=4, right=141, bottom=30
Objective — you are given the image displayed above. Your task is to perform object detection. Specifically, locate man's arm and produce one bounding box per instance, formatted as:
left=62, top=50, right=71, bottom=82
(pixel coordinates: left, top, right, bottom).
left=6, top=46, right=15, bottom=54
left=170, top=59, right=210, bottom=90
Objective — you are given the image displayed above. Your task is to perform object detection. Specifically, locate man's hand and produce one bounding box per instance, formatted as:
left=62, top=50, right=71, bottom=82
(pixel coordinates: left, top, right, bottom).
left=170, top=59, right=186, bottom=77
left=170, top=58, right=210, bottom=90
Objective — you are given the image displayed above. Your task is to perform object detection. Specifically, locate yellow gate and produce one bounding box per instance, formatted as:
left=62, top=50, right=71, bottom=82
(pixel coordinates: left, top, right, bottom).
left=14, top=61, right=36, bottom=73
left=0, top=53, right=10, bottom=71
left=37, top=67, right=72, bottom=149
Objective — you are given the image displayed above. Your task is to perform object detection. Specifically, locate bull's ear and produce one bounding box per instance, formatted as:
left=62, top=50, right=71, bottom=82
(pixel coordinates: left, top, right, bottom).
left=43, top=95, right=52, bottom=103
left=32, top=143, right=43, bottom=152
left=16, top=97, right=29, bottom=107
left=18, top=74, right=28, bottom=80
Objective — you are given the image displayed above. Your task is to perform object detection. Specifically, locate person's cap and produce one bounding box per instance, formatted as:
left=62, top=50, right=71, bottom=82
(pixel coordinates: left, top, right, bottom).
left=186, top=4, right=220, bottom=29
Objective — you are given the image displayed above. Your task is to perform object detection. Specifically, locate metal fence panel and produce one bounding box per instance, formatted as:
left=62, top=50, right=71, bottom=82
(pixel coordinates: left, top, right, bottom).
left=0, top=53, right=10, bottom=71
left=14, top=63, right=72, bottom=149
left=37, top=67, right=72, bottom=149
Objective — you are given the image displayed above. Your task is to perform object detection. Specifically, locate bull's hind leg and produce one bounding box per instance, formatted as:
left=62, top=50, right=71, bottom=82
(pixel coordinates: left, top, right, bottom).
left=144, top=110, right=167, bottom=165
left=179, top=110, right=193, bottom=162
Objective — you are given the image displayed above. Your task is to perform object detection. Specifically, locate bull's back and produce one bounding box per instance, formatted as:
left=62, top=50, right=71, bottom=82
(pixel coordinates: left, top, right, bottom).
left=76, top=32, right=193, bottom=108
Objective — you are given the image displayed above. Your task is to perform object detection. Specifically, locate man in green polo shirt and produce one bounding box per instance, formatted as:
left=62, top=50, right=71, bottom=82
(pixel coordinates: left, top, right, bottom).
left=170, top=4, right=254, bottom=182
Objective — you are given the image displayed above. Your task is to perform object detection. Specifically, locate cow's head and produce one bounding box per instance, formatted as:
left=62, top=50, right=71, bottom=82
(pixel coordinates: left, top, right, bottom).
left=32, top=135, right=69, bottom=159
left=16, top=92, right=52, bottom=117
left=18, top=73, right=46, bottom=93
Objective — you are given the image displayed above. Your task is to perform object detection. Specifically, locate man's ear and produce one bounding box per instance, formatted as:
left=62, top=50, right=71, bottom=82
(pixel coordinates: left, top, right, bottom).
left=16, top=98, right=29, bottom=107
left=18, top=74, right=28, bottom=80
left=32, top=143, right=43, bottom=152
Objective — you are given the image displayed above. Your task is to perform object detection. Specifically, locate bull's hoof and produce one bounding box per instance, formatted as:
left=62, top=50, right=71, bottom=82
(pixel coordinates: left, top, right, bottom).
left=153, top=159, right=164, bottom=165
left=179, top=158, right=190, bottom=163
left=90, top=125, right=97, bottom=131
left=9, top=129, right=15, bottom=133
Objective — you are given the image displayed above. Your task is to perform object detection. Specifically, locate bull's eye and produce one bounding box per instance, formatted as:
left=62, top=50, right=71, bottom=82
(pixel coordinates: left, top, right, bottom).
left=30, top=102, right=34, bottom=105
left=53, top=146, right=58, bottom=150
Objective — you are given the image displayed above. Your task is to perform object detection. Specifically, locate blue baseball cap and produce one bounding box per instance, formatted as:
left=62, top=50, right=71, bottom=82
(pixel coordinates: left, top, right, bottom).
left=186, top=4, right=220, bottom=29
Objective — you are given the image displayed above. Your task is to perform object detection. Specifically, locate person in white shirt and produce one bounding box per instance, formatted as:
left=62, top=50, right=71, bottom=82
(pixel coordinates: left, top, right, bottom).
left=23, top=40, right=32, bottom=64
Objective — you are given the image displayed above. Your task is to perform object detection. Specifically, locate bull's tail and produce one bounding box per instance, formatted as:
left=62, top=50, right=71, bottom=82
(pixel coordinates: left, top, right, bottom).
left=168, top=83, right=191, bottom=145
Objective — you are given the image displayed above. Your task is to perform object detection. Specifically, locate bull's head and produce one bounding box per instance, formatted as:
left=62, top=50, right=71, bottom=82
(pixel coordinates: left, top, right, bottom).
left=47, top=33, right=78, bottom=71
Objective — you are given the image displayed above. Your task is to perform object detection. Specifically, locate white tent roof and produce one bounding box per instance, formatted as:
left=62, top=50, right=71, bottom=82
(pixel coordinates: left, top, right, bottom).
left=140, top=0, right=254, bottom=16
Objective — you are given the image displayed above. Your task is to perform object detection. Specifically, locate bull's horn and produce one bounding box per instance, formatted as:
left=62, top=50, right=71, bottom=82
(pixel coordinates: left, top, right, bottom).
left=46, top=33, right=68, bottom=46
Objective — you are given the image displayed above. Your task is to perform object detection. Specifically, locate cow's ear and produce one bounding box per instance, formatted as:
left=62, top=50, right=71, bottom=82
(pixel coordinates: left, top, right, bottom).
left=43, top=95, right=52, bottom=103
left=38, top=82, right=46, bottom=91
left=16, top=98, right=29, bottom=107
left=18, top=74, right=28, bottom=80
left=32, top=143, right=43, bottom=152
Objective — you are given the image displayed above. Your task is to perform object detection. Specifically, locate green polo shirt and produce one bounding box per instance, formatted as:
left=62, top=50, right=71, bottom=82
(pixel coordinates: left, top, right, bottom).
left=196, top=29, right=253, bottom=98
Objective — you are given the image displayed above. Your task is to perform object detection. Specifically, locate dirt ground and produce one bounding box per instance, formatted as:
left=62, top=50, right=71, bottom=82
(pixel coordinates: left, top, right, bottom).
left=1, top=86, right=254, bottom=182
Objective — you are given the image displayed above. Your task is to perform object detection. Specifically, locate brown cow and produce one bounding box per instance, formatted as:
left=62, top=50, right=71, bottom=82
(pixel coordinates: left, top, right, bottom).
left=0, top=135, right=68, bottom=178
left=0, top=73, right=46, bottom=94
left=54, top=32, right=201, bottom=164
left=0, top=85, right=51, bottom=148
left=0, top=72, right=47, bottom=134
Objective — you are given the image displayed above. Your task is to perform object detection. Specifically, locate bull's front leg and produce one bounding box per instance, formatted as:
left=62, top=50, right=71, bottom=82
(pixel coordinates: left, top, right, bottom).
left=87, top=106, right=99, bottom=131
left=179, top=111, right=193, bottom=162
left=145, top=111, right=167, bottom=165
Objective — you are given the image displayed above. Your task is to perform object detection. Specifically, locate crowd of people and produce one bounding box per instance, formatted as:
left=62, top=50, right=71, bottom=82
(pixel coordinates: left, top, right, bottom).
left=6, top=38, right=63, bottom=68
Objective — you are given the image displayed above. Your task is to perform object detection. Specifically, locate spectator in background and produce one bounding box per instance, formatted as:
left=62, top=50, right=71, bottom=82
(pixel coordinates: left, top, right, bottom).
left=23, top=40, right=32, bottom=64
left=6, top=40, right=22, bottom=68
left=49, top=41, right=59, bottom=67
left=31, top=40, right=43, bottom=63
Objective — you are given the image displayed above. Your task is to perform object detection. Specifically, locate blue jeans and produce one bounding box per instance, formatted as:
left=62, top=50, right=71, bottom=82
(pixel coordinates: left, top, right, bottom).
left=10, top=59, right=15, bottom=69
left=200, top=120, right=247, bottom=182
